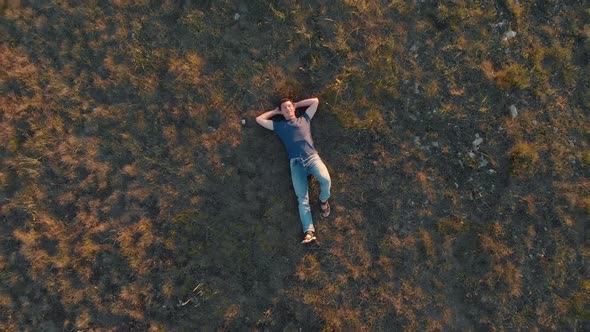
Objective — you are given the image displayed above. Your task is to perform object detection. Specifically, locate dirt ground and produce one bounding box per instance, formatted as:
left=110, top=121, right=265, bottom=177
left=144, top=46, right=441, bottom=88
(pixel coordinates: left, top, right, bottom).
left=1, top=0, right=589, bottom=330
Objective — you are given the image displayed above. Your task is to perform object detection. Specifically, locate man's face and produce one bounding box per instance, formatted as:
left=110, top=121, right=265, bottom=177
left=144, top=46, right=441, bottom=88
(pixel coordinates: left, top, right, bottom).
left=280, top=100, right=295, bottom=118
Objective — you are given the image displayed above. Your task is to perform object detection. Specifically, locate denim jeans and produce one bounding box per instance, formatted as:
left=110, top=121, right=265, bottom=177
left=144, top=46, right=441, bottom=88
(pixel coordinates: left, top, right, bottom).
left=289, top=153, right=331, bottom=233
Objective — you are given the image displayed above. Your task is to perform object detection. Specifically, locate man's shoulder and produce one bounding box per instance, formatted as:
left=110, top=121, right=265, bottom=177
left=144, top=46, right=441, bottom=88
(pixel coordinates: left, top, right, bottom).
left=272, top=119, right=285, bottom=132
left=299, top=113, right=311, bottom=122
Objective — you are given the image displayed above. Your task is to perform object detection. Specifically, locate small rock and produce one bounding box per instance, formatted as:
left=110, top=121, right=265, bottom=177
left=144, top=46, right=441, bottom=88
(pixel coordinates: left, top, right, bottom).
left=478, top=158, right=489, bottom=168
left=468, top=152, right=477, bottom=159
left=503, top=30, right=517, bottom=41
left=241, top=119, right=246, bottom=125
left=234, top=13, right=240, bottom=20
left=492, top=21, right=507, bottom=29
left=509, top=105, right=518, bottom=118
left=487, top=169, right=497, bottom=175
left=568, top=139, right=575, bottom=147
left=473, top=136, right=483, bottom=147
left=432, top=141, right=439, bottom=148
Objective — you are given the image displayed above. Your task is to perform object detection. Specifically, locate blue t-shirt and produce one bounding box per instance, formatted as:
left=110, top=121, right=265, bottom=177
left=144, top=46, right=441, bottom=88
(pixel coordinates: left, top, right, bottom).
left=273, top=113, right=318, bottom=159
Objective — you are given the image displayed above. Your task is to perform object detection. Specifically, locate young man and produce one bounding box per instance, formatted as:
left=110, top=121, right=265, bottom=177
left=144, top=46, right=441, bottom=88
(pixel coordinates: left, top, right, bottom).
left=256, top=97, right=331, bottom=244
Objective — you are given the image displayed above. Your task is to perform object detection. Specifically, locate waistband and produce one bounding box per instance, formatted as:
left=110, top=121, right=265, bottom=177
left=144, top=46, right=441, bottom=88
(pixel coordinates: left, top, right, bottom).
left=290, top=153, right=320, bottom=167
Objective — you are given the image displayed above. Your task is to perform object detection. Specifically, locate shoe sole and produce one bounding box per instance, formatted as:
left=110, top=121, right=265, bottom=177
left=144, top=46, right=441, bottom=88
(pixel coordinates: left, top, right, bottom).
left=301, top=236, right=317, bottom=244
left=320, top=202, right=330, bottom=218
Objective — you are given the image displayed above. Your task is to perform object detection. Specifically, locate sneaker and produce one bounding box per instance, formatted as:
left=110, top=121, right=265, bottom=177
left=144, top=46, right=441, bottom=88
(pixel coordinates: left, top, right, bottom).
left=301, top=231, right=316, bottom=244
left=320, top=200, right=330, bottom=218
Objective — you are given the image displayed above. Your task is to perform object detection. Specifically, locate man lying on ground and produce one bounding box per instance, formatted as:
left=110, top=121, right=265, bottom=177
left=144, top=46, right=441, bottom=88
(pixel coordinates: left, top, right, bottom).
left=256, top=97, right=332, bottom=244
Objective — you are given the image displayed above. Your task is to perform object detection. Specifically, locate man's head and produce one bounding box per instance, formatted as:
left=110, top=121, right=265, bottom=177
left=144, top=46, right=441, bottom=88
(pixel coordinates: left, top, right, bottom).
left=279, top=97, right=293, bottom=111
left=279, top=97, right=296, bottom=119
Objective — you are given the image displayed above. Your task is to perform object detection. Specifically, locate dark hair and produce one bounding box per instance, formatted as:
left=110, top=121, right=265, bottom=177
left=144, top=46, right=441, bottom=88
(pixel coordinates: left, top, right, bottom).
left=278, top=97, right=293, bottom=109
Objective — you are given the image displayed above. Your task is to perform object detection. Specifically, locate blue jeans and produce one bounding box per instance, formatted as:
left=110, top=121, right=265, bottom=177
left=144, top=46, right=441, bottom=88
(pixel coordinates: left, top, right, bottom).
left=289, top=154, right=331, bottom=233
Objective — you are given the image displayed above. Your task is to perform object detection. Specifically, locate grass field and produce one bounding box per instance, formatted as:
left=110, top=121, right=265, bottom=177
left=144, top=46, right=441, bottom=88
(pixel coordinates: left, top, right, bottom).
left=1, top=0, right=589, bottom=330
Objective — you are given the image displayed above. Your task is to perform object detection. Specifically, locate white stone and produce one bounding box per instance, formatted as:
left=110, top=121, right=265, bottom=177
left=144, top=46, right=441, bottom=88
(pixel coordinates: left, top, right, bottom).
left=234, top=13, right=240, bottom=20
left=503, top=30, right=517, bottom=41
left=473, top=137, right=483, bottom=147
left=509, top=105, right=518, bottom=118
left=478, top=158, right=489, bottom=168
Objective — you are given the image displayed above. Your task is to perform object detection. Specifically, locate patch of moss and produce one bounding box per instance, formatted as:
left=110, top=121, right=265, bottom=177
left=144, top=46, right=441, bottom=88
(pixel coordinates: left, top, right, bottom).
left=436, top=216, right=470, bottom=234
left=164, top=210, right=209, bottom=255
left=571, top=279, right=590, bottom=319
left=582, top=197, right=590, bottom=215
left=509, top=142, right=540, bottom=176
left=495, top=64, right=531, bottom=90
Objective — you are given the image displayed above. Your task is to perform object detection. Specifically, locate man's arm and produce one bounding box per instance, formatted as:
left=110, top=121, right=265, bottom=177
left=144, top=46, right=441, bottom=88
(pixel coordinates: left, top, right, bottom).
left=294, top=97, right=319, bottom=119
left=255, top=108, right=279, bottom=130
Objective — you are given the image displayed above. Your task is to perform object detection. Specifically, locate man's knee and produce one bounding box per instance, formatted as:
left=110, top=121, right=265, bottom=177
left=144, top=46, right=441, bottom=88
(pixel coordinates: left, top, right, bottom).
left=297, top=195, right=309, bottom=202
left=319, top=175, right=331, bottom=187
left=297, top=195, right=310, bottom=204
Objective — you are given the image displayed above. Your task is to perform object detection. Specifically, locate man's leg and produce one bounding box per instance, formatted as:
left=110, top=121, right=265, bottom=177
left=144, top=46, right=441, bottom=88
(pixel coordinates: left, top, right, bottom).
left=290, top=159, right=314, bottom=233
left=308, top=155, right=331, bottom=203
